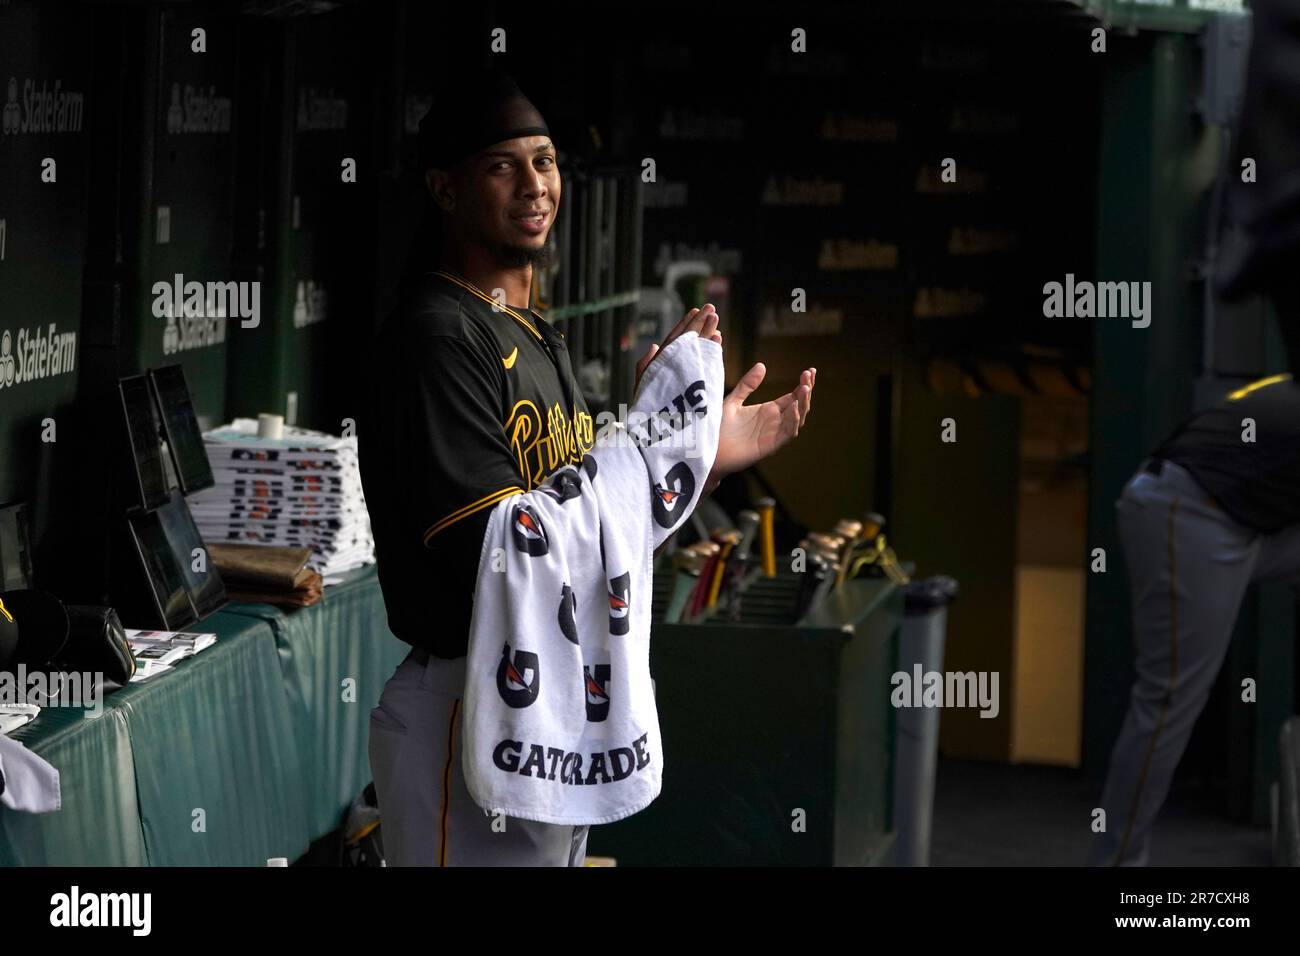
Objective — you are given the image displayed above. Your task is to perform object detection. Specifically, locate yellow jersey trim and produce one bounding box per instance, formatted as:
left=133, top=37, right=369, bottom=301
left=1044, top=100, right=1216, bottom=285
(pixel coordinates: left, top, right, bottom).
left=422, top=485, right=524, bottom=545
left=433, top=270, right=544, bottom=342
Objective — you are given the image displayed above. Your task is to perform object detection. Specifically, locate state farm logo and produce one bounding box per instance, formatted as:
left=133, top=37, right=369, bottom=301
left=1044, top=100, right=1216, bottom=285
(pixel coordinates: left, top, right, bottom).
left=2, top=76, right=85, bottom=136
left=0, top=330, right=13, bottom=386
left=296, top=88, right=348, bottom=132
left=165, top=83, right=232, bottom=134
left=153, top=275, right=249, bottom=354
left=1, top=79, right=15, bottom=134
left=0, top=324, right=79, bottom=390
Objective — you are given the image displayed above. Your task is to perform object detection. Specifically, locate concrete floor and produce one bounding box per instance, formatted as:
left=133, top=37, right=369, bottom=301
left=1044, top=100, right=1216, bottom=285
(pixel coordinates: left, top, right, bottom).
left=930, top=756, right=1273, bottom=866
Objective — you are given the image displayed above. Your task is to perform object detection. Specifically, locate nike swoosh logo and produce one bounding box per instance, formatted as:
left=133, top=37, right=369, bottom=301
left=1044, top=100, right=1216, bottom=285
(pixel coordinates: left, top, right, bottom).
left=502, top=346, right=519, bottom=370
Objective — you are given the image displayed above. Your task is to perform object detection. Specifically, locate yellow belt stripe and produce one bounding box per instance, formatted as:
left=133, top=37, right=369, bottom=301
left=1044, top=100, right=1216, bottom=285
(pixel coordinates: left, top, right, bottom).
left=1227, top=372, right=1292, bottom=401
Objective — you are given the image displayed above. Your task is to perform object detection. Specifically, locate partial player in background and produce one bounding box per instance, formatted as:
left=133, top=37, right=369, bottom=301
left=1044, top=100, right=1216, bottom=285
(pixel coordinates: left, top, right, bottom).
left=1090, top=0, right=1300, bottom=866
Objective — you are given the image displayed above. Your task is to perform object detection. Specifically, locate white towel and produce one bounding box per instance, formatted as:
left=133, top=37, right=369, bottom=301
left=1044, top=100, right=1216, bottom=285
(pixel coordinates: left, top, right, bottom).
left=463, top=331, right=723, bottom=825
left=0, top=732, right=62, bottom=814
left=0, top=703, right=41, bottom=736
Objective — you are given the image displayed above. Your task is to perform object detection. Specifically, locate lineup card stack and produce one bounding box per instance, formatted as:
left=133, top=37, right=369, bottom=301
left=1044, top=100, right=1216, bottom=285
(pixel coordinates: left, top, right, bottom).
left=189, top=418, right=375, bottom=581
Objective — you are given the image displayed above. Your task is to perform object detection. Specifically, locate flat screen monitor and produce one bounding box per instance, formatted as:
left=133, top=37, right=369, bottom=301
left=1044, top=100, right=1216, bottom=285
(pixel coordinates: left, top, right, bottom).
left=119, top=375, right=170, bottom=513
left=156, top=488, right=227, bottom=619
left=127, top=514, right=196, bottom=630
left=149, top=365, right=215, bottom=494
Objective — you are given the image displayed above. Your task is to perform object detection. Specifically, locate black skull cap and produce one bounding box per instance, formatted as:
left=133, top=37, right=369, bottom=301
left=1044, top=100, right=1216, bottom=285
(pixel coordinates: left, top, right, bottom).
left=417, top=68, right=550, bottom=171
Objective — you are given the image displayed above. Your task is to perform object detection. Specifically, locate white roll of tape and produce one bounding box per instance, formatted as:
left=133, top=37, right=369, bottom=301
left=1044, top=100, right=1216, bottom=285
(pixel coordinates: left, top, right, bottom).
left=258, top=413, right=285, bottom=440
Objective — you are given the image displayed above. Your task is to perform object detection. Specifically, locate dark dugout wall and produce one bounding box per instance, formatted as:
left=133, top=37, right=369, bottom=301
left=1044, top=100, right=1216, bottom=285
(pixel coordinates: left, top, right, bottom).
left=0, top=2, right=93, bottom=584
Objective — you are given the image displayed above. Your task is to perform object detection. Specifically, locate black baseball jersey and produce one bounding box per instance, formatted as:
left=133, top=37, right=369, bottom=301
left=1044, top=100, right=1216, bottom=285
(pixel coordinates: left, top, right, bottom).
left=1153, top=373, right=1300, bottom=533
left=359, top=270, right=595, bottom=658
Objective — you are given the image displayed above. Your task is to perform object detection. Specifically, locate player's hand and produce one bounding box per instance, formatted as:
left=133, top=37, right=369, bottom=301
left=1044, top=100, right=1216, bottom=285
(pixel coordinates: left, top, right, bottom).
left=705, top=364, right=816, bottom=492
left=633, top=304, right=722, bottom=399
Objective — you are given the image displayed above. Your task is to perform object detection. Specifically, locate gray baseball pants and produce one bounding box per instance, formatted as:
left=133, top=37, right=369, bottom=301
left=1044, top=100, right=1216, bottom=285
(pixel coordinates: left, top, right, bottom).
left=1090, top=458, right=1300, bottom=865
left=370, top=648, right=591, bottom=866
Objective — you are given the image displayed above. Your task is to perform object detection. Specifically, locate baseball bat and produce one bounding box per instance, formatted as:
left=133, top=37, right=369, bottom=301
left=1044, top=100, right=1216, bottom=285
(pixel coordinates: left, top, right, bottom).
left=807, top=551, right=838, bottom=614
left=795, top=551, right=832, bottom=620
left=757, top=497, right=777, bottom=578
left=707, top=530, right=742, bottom=608
left=735, top=510, right=761, bottom=563
left=686, top=542, right=721, bottom=622
left=665, top=548, right=701, bottom=624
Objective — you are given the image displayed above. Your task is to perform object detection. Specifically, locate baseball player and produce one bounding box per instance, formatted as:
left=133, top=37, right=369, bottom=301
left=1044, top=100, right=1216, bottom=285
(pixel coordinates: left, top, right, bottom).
left=1091, top=0, right=1300, bottom=866
left=1089, top=359, right=1300, bottom=866
left=357, top=70, right=816, bottom=866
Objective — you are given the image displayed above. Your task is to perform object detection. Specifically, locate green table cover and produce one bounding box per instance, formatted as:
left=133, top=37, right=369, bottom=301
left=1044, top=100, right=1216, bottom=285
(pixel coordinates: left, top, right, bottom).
left=1, top=704, right=144, bottom=866
left=219, top=566, right=407, bottom=837
left=115, top=610, right=312, bottom=866
left=1, top=567, right=402, bottom=865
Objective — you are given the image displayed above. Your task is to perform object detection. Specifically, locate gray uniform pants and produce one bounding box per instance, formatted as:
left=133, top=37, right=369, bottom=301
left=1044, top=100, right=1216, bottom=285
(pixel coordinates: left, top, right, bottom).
left=1090, top=459, right=1300, bottom=865
left=369, top=648, right=591, bottom=866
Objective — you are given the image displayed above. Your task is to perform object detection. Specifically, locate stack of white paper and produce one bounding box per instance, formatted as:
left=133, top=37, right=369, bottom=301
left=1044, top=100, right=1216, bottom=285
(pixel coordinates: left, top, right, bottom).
left=189, top=419, right=376, bottom=578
